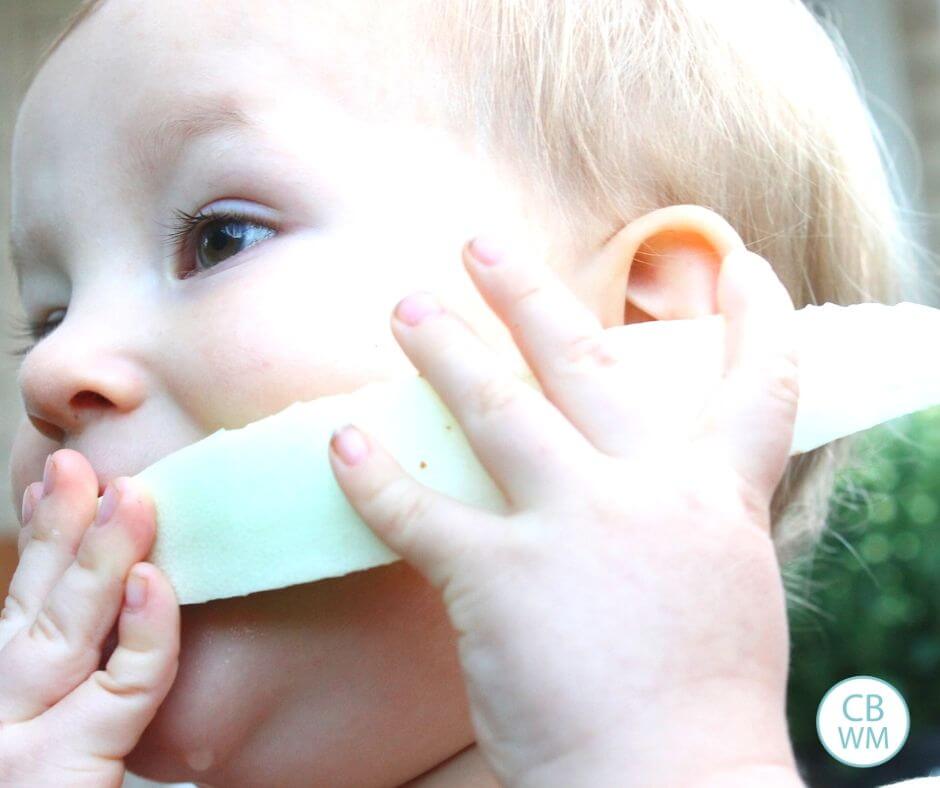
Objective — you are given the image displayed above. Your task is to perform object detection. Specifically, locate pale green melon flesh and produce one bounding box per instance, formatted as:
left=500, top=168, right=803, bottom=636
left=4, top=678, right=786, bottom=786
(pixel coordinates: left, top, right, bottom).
left=133, top=375, right=515, bottom=604
left=121, top=301, right=940, bottom=605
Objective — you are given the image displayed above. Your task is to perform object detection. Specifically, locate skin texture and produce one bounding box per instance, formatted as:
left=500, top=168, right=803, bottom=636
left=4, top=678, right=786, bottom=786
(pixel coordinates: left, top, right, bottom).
left=7, top=1, right=735, bottom=785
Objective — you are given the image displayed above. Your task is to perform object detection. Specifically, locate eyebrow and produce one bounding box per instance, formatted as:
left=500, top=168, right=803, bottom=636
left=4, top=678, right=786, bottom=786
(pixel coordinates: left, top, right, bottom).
left=127, top=97, right=256, bottom=182
left=9, top=97, right=256, bottom=280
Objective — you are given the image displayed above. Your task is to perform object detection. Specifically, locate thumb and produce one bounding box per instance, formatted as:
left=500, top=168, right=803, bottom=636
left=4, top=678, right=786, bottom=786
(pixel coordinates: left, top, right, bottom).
left=692, top=249, right=800, bottom=515
left=327, top=423, right=497, bottom=590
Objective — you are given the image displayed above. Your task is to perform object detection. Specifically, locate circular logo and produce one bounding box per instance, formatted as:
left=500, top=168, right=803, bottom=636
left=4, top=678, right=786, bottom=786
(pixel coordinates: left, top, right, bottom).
left=816, top=676, right=909, bottom=767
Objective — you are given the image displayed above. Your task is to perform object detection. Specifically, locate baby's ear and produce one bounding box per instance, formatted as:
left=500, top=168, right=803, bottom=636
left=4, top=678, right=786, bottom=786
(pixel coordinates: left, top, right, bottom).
left=583, top=205, right=746, bottom=326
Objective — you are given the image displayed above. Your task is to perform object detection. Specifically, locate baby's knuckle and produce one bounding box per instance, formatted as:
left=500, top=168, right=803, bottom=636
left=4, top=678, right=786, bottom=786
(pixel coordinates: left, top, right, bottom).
left=584, top=495, right=625, bottom=527
left=474, top=376, right=521, bottom=420
left=384, top=484, right=433, bottom=539
left=29, top=607, right=71, bottom=648
left=514, top=283, right=547, bottom=312
left=74, top=540, right=102, bottom=574
left=763, top=354, right=800, bottom=407
left=28, top=524, right=56, bottom=547
left=92, top=668, right=150, bottom=699
left=561, top=333, right=618, bottom=373
left=363, top=474, right=404, bottom=509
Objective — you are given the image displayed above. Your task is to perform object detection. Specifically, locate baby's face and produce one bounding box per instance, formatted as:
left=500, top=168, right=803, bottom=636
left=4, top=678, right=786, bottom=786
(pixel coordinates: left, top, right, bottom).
left=8, top=0, right=555, bottom=784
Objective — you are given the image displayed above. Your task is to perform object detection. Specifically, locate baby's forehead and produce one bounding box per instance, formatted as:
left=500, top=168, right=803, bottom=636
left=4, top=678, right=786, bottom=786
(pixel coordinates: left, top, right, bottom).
left=10, top=0, right=515, bottom=272
left=22, top=0, right=449, bottom=137
left=10, top=0, right=466, bottom=252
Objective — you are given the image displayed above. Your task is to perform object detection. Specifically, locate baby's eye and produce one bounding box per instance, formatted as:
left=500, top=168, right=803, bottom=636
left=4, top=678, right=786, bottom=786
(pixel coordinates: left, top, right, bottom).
left=166, top=209, right=278, bottom=279
left=8, top=309, right=66, bottom=359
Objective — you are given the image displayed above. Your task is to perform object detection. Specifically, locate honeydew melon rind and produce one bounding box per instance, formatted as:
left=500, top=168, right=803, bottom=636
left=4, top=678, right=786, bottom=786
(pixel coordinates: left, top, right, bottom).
left=128, top=300, right=940, bottom=605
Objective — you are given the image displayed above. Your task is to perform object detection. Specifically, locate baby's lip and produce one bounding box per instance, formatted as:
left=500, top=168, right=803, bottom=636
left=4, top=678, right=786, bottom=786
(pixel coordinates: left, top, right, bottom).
left=96, top=476, right=112, bottom=497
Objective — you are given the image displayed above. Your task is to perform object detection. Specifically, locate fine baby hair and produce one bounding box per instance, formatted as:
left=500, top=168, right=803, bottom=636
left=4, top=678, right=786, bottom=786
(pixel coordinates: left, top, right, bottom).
left=30, top=0, right=926, bottom=582
left=420, top=0, right=924, bottom=572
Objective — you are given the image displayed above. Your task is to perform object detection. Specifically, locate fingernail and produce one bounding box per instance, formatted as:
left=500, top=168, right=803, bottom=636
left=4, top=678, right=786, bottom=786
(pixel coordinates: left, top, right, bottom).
left=394, top=292, right=445, bottom=326
left=125, top=569, right=148, bottom=611
left=21, top=485, right=35, bottom=526
left=469, top=236, right=503, bottom=266
left=95, top=481, right=122, bottom=526
left=331, top=424, right=369, bottom=466
left=41, top=454, right=57, bottom=498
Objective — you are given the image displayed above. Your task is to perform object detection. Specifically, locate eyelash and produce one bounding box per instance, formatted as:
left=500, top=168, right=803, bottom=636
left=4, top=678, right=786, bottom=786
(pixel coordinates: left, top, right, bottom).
left=162, top=207, right=278, bottom=280
left=5, top=207, right=277, bottom=359
left=6, top=313, right=60, bottom=358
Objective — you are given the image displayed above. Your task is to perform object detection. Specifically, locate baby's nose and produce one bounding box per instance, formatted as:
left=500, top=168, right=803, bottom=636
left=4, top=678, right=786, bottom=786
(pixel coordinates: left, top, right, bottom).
left=20, top=344, right=148, bottom=440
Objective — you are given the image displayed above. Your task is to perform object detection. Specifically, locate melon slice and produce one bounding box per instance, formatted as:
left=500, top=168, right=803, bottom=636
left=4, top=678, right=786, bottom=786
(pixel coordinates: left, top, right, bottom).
left=120, top=300, right=940, bottom=605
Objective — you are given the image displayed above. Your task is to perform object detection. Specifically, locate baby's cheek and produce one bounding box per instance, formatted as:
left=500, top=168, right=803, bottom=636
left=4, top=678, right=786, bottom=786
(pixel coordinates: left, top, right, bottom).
left=171, top=257, right=410, bottom=432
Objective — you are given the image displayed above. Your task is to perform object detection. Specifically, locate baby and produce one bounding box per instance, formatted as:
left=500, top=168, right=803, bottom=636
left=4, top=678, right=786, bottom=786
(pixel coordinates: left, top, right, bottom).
left=1, top=0, right=918, bottom=785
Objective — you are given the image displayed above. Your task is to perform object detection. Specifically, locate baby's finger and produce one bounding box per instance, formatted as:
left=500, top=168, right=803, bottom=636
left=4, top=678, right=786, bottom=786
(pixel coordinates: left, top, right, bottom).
left=15, top=484, right=42, bottom=557
left=461, top=239, right=645, bottom=457
left=461, top=237, right=608, bottom=378
left=390, top=292, right=595, bottom=509
left=328, top=424, right=503, bottom=591
left=691, top=249, right=800, bottom=513
left=1, top=451, right=99, bottom=640
left=33, top=563, right=180, bottom=762
left=0, top=478, right=156, bottom=721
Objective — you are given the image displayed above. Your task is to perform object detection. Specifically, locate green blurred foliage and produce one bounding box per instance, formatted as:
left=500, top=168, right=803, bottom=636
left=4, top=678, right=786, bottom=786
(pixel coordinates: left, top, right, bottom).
left=785, top=405, right=940, bottom=783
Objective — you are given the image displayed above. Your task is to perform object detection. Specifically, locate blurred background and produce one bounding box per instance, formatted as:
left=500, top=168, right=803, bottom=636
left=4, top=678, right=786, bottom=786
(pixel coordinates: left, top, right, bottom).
left=1, top=1, right=940, bottom=787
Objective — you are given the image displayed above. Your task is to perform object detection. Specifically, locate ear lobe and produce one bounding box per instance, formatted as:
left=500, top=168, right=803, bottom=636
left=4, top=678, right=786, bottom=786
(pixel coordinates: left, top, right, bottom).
left=592, top=205, right=747, bottom=324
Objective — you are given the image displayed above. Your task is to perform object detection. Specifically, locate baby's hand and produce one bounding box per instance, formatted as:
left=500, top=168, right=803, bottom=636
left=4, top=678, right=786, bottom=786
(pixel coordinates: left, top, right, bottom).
left=0, top=452, right=179, bottom=788
left=329, top=225, right=805, bottom=787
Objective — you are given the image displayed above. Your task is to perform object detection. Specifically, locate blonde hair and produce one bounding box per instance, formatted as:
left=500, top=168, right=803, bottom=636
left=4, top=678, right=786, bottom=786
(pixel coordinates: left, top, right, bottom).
left=421, top=0, right=929, bottom=575
left=33, top=0, right=930, bottom=588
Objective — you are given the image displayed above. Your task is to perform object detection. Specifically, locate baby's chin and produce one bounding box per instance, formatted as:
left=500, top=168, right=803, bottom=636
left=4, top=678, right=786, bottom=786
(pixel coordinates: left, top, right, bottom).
left=123, top=589, right=295, bottom=787
left=123, top=562, right=470, bottom=788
